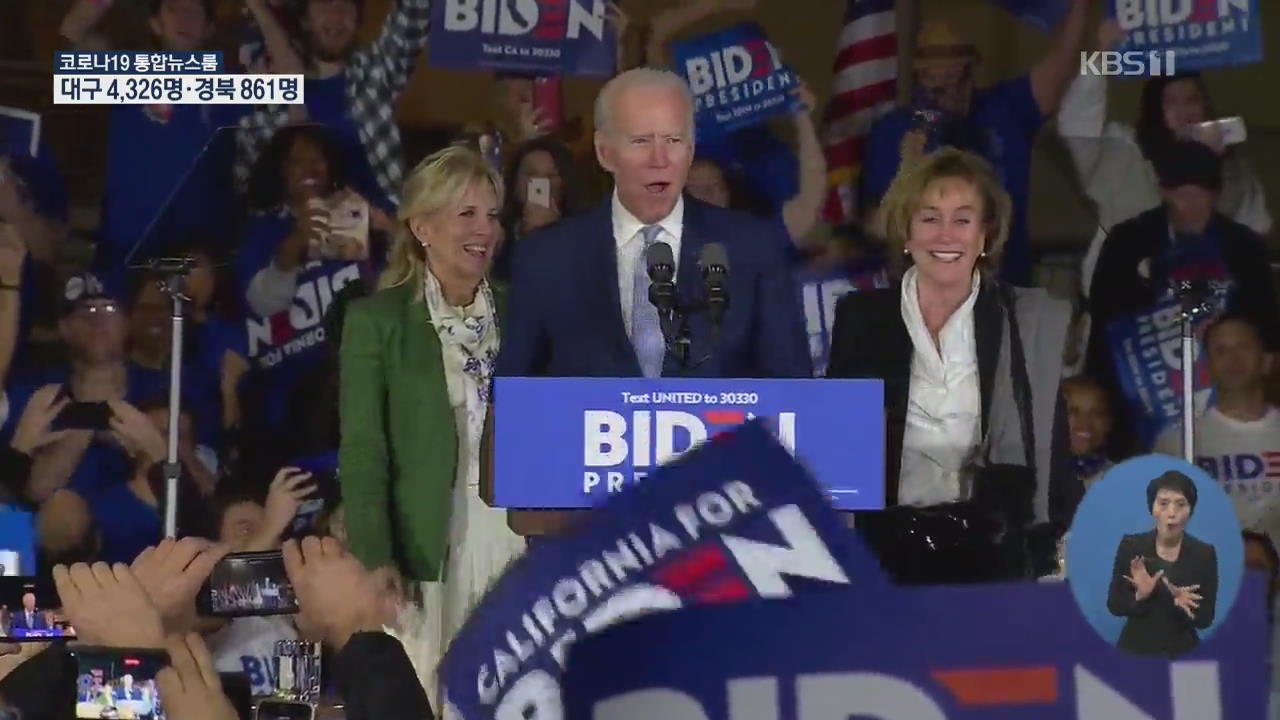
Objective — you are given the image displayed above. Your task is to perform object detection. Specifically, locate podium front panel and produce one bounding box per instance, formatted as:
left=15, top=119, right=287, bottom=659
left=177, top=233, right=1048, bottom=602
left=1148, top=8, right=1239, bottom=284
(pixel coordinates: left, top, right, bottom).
left=492, top=377, right=883, bottom=510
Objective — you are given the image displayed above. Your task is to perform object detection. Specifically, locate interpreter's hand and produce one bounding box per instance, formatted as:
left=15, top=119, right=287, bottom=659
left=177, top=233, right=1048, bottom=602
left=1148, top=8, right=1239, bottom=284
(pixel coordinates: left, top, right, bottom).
left=264, top=467, right=315, bottom=537
left=53, top=562, right=164, bottom=648
left=132, top=537, right=230, bottom=635
left=283, top=537, right=388, bottom=651
left=1163, top=577, right=1203, bottom=620
left=10, top=385, right=70, bottom=456
left=1123, top=556, right=1164, bottom=602
left=107, top=399, right=167, bottom=467
left=156, top=633, right=240, bottom=720
left=0, top=220, right=26, bottom=287
left=1097, top=18, right=1125, bottom=52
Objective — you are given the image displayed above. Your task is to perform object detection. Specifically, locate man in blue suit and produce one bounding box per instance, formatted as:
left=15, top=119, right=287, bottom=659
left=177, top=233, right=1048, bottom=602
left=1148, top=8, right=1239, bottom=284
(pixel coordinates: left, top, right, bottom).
left=496, top=67, right=811, bottom=379
left=10, top=592, right=47, bottom=633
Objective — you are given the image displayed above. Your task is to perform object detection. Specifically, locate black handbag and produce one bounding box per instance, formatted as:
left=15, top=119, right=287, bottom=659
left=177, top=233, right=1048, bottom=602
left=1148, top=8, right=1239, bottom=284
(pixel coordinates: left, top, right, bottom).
left=858, top=283, right=1044, bottom=585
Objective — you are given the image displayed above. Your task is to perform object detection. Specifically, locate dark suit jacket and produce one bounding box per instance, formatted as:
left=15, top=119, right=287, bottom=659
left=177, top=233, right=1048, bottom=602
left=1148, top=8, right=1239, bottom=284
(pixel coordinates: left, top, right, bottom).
left=494, top=196, right=812, bottom=378
left=825, top=283, right=1078, bottom=528
left=1108, top=530, right=1218, bottom=657
left=11, top=610, right=47, bottom=631
left=336, top=631, right=435, bottom=720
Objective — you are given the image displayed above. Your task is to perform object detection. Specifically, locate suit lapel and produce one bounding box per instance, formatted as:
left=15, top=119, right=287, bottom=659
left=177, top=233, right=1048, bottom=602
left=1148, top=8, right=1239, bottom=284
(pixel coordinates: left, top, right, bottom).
left=880, top=289, right=912, bottom=508
left=676, top=200, right=708, bottom=308
left=975, top=278, right=1003, bottom=439
left=584, top=200, right=642, bottom=374
left=398, top=284, right=456, bottom=446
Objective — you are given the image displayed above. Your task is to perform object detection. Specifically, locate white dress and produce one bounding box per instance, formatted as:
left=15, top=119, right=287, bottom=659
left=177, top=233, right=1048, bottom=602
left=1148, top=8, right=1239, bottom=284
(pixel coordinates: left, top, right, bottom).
left=387, top=273, right=526, bottom=708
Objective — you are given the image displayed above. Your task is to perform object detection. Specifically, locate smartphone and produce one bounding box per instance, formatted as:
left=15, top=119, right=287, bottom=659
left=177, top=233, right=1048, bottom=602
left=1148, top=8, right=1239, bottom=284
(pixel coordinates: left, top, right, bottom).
left=70, top=646, right=168, bottom=720
left=0, top=576, right=75, bottom=641
left=198, top=551, right=298, bottom=618
left=527, top=177, right=552, bottom=209
left=1193, top=116, right=1247, bottom=146
left=55, top=401, right=112, bottom=432
left=324, top=193, right=370, bottom=261
left=255, top=699, right=316, bottom=720
left=285, top=470, right=340, bottom=541
left=532, top=76, right=563, bottom=132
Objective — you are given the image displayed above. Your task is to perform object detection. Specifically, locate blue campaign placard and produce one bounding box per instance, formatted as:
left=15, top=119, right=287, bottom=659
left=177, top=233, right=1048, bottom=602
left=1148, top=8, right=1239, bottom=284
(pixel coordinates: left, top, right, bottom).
left=492, top=377, right=884, bottom=510
left=562, top=575, right=1268, bottom=720
left=1110, top=0, right=1263, bottom=71
left=671, top=23, right=804, bottom=138
left=985, top=0, right=1073, bottom=30
left=440, top=421, right=889, bottom=720
left=430, top=0, right=616, bottom=77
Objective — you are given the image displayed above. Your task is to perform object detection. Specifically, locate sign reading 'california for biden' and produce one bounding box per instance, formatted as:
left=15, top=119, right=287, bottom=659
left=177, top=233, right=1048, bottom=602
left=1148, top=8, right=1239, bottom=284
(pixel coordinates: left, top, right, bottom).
left=492, top=377, right=884, bottom=510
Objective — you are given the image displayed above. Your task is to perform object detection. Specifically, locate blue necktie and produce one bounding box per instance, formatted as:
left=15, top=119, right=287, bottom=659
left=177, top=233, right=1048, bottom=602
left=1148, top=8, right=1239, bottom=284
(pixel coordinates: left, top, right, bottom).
left=631, top=225, right=666, bottom=378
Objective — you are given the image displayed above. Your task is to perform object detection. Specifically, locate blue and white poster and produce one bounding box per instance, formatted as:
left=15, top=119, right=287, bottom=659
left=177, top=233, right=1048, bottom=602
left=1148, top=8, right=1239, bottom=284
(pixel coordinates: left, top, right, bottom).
left=430, top=0, right=617, bottom=77
left=439, top=421, right=889, bottom=720
left=1108, top=298, right=1215, bottom=451
left=1110, top=0, right=1263, bottom=71
left=491, top=377, right=884, bottom=510
left=987, top=0, right=1073, bottom=30
left=795, top=257, right=890, bottom=377
left=671, top=23, right=803, bottom=138
left=563, top=575, right=1269, bottom=720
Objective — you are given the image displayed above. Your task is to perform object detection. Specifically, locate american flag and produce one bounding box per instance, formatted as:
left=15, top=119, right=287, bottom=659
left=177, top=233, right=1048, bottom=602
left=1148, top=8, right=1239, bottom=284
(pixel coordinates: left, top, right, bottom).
left=821, top=0, right=899, bottom=224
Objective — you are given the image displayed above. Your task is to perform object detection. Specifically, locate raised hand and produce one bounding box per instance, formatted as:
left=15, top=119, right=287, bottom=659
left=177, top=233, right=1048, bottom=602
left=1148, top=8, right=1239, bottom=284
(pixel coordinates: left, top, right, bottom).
left=155, top=633, right=240, bottom=720
left=1122, top=555, right=1164, bottom=602
left=283, top=537, right=390, bottom=651
left=1163, top=577, right=1203, bottom=620
left=1096, top=18, right=1125, bottom=52
left=0, top=220, right=26, bottom=287
left=10, top=385, right=70, bottom=456
left=132, top=537, right=230, bottom=635
left=107, top=399, right=167, bottom=467
left=53, top=562, right=164, bottom=649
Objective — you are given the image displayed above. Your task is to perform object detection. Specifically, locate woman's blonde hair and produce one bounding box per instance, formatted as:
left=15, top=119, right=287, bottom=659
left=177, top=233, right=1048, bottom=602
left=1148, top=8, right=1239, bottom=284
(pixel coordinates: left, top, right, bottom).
left=379, top=145, right=504, bottom=290
left=872, top=147, right=1012, bottom=276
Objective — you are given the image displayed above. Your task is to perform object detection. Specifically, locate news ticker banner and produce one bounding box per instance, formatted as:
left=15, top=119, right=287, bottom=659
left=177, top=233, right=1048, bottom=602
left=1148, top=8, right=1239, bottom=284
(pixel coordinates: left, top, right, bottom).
left=440, top=421, right=890, bottom=720
left=430, top=0, right=617, bottom=76
left=562, top=574, right=1268, bottom=719
left=1110, top=0, right=1263, bottom=71
left=671, top=22, right=804, bottom=139
left=51, top=51, right=302, bottom=105
left=491, top=377, right=884, bottom=511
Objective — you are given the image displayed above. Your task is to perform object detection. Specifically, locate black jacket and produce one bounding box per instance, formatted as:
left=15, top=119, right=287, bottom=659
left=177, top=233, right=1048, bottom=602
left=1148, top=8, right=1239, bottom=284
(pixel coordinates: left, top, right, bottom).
left=1108, top=530, right=1218, bottom=657
left=1086, top=206, right=1280, bottom=453
left=825, top=283, right=1079, bottom=529
left=336, top=631, right=434, bottom=720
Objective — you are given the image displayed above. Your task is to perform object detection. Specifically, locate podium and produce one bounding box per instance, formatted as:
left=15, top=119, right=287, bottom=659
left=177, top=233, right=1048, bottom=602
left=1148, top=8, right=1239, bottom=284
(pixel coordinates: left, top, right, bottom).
left=482, top=377, right=885, bottom=537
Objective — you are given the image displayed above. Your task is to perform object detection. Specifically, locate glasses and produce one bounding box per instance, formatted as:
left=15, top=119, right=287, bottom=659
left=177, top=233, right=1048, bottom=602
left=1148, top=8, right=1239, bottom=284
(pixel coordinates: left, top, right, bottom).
left=69, top=302, right=121, bottom=319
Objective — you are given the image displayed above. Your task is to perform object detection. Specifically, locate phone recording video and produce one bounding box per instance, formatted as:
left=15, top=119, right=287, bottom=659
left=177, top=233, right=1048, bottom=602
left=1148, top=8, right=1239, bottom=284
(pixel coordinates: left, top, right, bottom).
left=255, top=699, right=315, bottom=720
left=71, top=646, right=167, bottom=719
left=323, top=193, right=369, bottom=262
left=285, top=470, right=339, bottom=541
left=55, top=401, right=112, bottom=432
left=526, top=177, right=551, bottom=209
left=0, top=577, right=76, bottom=641
left=199, top=551, right=298, bottom=618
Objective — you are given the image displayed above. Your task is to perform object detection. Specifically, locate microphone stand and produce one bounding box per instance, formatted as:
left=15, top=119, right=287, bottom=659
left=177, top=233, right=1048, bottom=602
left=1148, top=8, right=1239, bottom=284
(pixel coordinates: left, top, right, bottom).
left=1177, top=280, right=1214, bottom=464
left=129, top=257, right=197, bottom=538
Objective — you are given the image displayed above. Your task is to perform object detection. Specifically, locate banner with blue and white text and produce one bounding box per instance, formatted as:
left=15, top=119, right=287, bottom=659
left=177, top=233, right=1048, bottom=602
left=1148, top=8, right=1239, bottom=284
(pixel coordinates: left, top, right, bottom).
left=986, top=0, right=1073, bottom=30
left=430, top=0, right=617, bottom=76
left=1109, top=0, right=1263, bottom=71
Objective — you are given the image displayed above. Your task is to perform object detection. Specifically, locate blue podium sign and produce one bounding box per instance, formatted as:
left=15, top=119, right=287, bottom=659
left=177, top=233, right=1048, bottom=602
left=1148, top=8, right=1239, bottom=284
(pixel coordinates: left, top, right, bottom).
left=492, top=377, right=884, bottom=510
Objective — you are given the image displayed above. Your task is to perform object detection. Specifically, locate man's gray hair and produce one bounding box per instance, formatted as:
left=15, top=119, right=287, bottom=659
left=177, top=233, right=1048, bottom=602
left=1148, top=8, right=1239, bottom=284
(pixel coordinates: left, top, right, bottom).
left=594, top=66, right=696, bottom=139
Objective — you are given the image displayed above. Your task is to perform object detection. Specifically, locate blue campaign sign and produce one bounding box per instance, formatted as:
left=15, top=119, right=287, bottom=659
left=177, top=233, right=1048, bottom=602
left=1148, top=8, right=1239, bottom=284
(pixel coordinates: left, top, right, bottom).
left=492, top=377, right=884, bottom=510
left=1110, top=0, right=1263, bottom=71
left=440, top=421, right=889, bottom=720
left=0, top=509, right=35, bottom=575
left=671, top=23, right=804, bottom=138
left=795, top=257, right=890, bottom=377
left=430, top=0, right=617, bottom=77
left=562, top=575, right=1269, bottom=720
left=986, top=0, right=1072, bottom=30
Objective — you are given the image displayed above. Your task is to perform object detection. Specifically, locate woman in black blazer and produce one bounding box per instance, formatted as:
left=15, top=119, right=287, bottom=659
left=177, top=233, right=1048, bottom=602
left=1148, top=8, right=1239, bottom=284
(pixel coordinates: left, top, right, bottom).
left=828, top=148, right=1081, bottom=584
left=1108, top=470, right=1218, bottom=657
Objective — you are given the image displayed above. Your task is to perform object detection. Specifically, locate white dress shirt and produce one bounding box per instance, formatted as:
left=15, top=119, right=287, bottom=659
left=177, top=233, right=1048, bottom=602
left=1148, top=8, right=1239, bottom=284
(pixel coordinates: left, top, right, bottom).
left=612, top=191, right=684, bottom=338
left=898, top=267, right=984, bottom=507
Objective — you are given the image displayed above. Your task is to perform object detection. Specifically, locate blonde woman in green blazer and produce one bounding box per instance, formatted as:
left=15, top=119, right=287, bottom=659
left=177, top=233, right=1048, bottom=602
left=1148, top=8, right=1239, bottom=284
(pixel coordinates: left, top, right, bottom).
left=339, top=146, right=525, bottom=700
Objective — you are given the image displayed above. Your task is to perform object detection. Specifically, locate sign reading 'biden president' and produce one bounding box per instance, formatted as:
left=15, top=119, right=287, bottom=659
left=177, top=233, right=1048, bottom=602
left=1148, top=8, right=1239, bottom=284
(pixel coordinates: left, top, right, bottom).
left=491, top=377, right=884, bottom=510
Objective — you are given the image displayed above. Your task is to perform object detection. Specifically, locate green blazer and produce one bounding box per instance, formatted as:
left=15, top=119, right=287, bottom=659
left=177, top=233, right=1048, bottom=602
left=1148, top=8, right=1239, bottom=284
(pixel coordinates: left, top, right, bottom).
left=338, top=277, right=506, bottom=581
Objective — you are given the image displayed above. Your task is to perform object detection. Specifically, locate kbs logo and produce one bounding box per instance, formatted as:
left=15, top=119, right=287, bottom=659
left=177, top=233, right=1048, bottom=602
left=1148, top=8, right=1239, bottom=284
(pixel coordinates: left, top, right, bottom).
left=1079, top=50, right=1177, bottom=76
left=682, top=37, right=794, bottom=112
left=1116, top=0, right=1252, bottom=45
left=583, top=410, right=796, bottom=494
left=591, top=662, right=1226, bottom=720
left=443, top=0, right=606, bottom=40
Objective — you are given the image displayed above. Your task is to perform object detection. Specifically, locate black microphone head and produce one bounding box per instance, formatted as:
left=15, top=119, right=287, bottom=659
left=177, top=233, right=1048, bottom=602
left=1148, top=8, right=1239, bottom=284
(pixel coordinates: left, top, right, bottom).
left=699, top=242, right=729, bottom=274
left=646, top=241, right=676, bottom=282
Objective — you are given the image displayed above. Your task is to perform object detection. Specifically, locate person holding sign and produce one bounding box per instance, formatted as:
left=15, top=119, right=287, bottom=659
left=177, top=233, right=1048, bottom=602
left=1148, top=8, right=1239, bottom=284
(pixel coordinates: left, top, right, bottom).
left=339, top=146, right=524, bottom=703
left=496, top=67, right=810, bottom=379
left=827, top=148, right=1079, bottom=584
left=1108, top=470, right=1218, bottom=657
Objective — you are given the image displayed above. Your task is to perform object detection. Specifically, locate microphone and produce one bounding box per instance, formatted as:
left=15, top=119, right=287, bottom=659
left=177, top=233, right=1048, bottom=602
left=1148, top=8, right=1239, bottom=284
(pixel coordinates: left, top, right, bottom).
left=645, top=241, right=678, bottom=318
left=699, top=242, right=730, bottom=336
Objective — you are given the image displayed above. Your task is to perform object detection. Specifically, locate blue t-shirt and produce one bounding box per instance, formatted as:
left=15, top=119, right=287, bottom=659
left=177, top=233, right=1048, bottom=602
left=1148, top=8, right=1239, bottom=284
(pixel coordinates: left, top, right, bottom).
left=696, top=123, right=799, bottom=215
left=304, top=74, right=393, bottom=212
left=82, top=481, right=160, bottom=565
left=185, top=315, right=249, bottom=452
left=4, top=144, right=67, bottom=378
left=235, top=213, right=365, bottom=433
left=861, top=76, right=1044, bottom=285
left=98, top=104, right=246, bottom=271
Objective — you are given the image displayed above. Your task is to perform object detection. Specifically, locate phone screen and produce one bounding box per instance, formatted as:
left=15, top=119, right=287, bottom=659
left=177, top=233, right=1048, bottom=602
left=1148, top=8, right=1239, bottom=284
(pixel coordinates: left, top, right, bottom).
left=54, top=401, right=112, bottom=432
left=285, top=471, right=339, bottom=540
left=200, top=552, right=298, bottom=617
left=324, top=193, right=370, bottom=261
left=72, top=647, right=167, bottom=719
left=256, top=700, right=315, bottom=720
left=0, top=577, right=76, bottom=641
left=527, top=177, right=551, bottom=209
